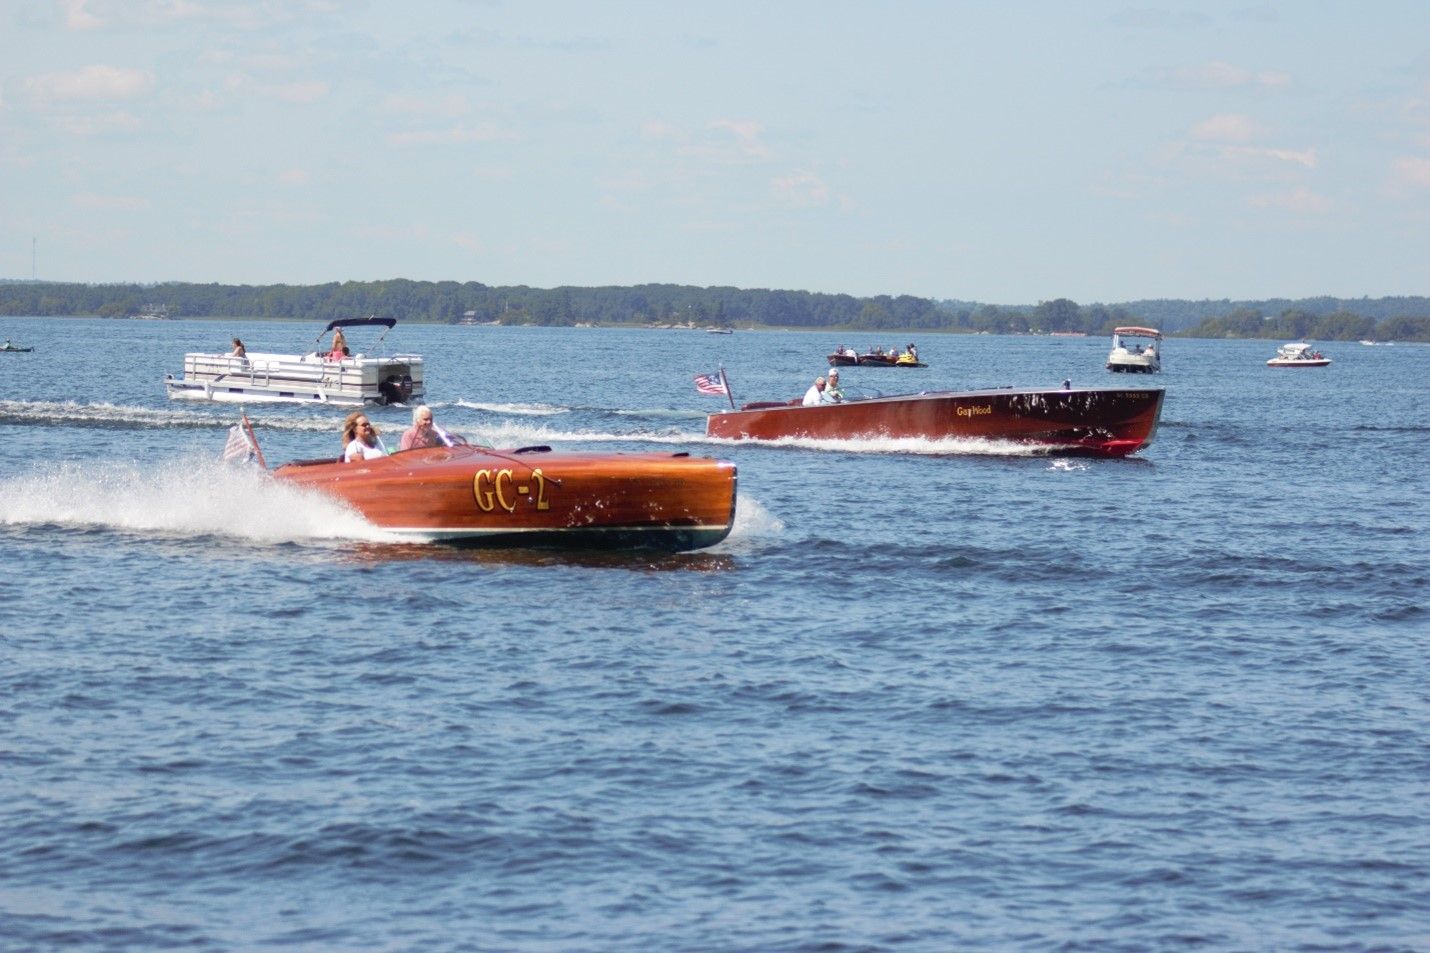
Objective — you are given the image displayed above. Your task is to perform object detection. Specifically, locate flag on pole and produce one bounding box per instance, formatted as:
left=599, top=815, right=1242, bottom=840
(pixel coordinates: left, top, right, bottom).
left=222, top=424, right=256, bottom=465
left=221, top=412, right=267, bottom=468
left=694, top=372, right=728, bottom=395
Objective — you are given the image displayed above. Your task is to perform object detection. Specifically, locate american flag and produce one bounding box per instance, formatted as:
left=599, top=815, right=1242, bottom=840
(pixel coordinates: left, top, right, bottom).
left=694, top=371, right=728, bottom=395
left=222, top=424, right=256, bottom=465
left=221, top=413, right=267, bottom=468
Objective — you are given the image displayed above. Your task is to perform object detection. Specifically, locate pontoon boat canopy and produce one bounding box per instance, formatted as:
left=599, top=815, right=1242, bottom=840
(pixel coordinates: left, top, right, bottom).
left=1113, top=326, right=1161, bottom=337
left=325, top=317, right=396, bottom=332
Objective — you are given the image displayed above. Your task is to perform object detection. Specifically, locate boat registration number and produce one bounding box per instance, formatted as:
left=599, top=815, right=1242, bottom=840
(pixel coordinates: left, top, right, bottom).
left=473, top=467, right=551, bottom=513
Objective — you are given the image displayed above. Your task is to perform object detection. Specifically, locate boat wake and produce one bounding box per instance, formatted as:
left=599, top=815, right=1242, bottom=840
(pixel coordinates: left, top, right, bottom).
left=451, top=399, right=570, bottom=417
left=699, top=433, right=1073, bottom=457
left=453, top=419, right=1082, bottom=457
left=721, top=496, right=784, bottom=549
left=0, top=455, right=396, bottom=546
left=0, top=399, right=339, bottom=433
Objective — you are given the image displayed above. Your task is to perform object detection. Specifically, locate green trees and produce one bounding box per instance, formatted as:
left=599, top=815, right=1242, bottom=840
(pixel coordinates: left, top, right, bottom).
left=1, top=280, right=1427, bottom=341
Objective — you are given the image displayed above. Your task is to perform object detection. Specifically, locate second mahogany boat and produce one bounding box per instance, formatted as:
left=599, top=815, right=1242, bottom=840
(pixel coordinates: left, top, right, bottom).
left=706, top=386, right=1164, bottom=457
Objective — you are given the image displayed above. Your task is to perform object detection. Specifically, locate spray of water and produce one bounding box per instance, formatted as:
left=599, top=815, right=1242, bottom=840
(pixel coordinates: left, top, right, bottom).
left=0, top=455, right=395, bottom=545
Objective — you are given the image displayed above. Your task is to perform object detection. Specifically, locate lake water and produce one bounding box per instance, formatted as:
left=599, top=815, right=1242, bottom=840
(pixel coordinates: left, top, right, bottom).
left=1, top=318, right=1426, bottom=952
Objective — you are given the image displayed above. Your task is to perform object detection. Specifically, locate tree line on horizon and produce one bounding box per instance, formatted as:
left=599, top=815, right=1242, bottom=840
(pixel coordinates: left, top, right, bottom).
left=1, top=280, right=1427, bottom=342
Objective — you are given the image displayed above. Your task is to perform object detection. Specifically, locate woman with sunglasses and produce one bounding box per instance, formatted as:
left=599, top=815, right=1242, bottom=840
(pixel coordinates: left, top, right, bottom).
left=341, top=411, right=388, bottom=462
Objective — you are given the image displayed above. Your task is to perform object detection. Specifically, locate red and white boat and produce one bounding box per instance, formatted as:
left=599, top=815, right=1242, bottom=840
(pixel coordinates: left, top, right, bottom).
left=229, top=420, right=738, bottom=551
left=706, top=386, right=1164, bottom=457
left=1266, top=343, right=1331, bottom=368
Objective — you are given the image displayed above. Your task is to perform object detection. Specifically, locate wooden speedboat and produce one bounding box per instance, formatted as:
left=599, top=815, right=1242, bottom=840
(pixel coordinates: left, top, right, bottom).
left=1106, top=326, right=1162, bottom=373
left=1267, top=343, right=1331, bottom=367
left=167, top=317, right=424, bottom=406
left=272, top=443, right=738, bottom=551
left=706, top=386, right=1164, bottom=457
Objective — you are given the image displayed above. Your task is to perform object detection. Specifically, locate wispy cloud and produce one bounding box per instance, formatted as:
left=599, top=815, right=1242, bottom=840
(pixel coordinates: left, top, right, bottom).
left=1108, top=8, right=1213, bottom=31
left=1388, top=155, right=1430, bottom=191
left=387, top=123, right=519, bottom=147
left=278, top=168, right=310, bottom=186
left=1223, top=145, right=1317, bottom=168
left=770, top=170, right=830, bottom=208
left=71, top=191, right=149, bottom=211
left=24, top=65, right=154, bottom=102
left=62, top=0, right=103, bottom=30
left=1192, top=113, right=1260, bottom=143
left=1187, top=115, right=1316, bottom=169
left=220, top=73, right=330, bottom=104
left=1166, top=61, right=1290, bottom=91
left=1250, top=188, right=1331, bottom=213
left=658, top=118, right=771, bottom=164
left=54, top=111, right=143, bottom=136
left=380, top=94, right=469, bottom=119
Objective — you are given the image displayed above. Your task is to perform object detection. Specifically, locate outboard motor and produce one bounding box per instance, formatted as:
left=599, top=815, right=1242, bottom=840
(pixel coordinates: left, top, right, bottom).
left=399, top=374, right=414, bottom=403
left=379, top=375, right=400, bottom=404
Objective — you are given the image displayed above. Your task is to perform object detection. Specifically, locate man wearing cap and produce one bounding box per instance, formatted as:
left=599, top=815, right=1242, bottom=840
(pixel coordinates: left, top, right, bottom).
left=824, top=367, right=844, bottom=403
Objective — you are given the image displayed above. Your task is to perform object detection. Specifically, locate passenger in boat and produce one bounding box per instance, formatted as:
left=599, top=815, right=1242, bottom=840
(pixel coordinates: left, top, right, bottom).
left=802, top=376, right=827, bottom=406
left=228, top=338, right=246, bottom=358
left=342, top=411, right=388, bottom=461
left=824, top=368, right=844, bottom=403
left=399, top=405, right=450, bottom=451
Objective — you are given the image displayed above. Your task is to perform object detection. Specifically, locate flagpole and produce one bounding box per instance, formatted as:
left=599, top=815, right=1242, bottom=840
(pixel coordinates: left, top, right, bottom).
left=240, top=410, right=267, bottom=469
left=719, top=366, right=735, bottom=410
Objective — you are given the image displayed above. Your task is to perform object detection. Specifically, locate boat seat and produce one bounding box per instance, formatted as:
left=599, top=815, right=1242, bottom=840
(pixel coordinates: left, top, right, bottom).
left=282, top=456, right=345, bottom=468
left=740, top=400, right=802, bottom=410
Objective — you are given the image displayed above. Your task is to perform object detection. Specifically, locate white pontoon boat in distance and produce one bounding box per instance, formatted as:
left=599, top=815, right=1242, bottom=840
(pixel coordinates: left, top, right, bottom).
left=165, top=317, right=425, bottom=406
left=1105, top=326, right=1162, bottom=373
left=1266, top=342, right=1331, bottom=368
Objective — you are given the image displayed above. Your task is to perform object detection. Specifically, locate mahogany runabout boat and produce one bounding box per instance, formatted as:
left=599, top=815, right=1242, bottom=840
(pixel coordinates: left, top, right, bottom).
left=706, top=386, right=1164, bottom=457
left=272, top=444, right=738, bottom=551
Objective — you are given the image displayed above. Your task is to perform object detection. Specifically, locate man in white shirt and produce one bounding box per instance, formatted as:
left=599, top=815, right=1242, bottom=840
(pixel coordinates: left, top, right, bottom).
left=802, top=376, right=827, bottom=406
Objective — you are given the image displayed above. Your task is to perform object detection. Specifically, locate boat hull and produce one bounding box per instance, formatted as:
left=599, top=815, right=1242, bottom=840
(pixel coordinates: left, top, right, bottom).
left=1106, top=356, right=1159, bottom=372
left=1267, top=359, right=1331, bottom=367
left=273, top=446, right=738, bottom=551
left=706, top=387, right=1164, bottom=457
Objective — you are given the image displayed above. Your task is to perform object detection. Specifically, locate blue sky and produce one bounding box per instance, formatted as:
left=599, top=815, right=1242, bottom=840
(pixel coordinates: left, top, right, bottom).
left=2, top=1, right=1428, bottom=302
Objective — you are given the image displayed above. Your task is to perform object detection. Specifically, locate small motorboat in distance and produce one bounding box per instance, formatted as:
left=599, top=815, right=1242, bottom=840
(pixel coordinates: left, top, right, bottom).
left=166, top=317, right=424, bottom=406
left=827, top=344, right=927, bottom=368
left=243, top=415, right=737, bottom=551
left=1267, top=342, right=1331, bottom=368
left=1106, top=327, right=1162, bottom=373
left=707, top=385, right=1164, bottom=457
left=0, top=339, right=33, bottom=352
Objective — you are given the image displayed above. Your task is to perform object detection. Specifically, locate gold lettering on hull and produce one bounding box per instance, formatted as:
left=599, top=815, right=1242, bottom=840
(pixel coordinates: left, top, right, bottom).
left=955, top=405, right=993, bottom=418
left=473, top=467, right=552, bottom=513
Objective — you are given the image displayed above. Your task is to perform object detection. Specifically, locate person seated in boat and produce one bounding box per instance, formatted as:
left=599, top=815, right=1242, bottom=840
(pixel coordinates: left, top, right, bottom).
left=398, top=405, right=452, bottom=451
left=802, top=376, right=827, bottom=406
left=824, top=367, right=844, bottom=402
left=342, top=411, right=388, bottom=461
left=228, top=337, right=246, bottom=358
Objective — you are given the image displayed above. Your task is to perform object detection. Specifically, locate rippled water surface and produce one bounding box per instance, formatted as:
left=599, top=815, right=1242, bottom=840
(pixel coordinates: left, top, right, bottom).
left=1, top=319, right=1426, bottom=951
